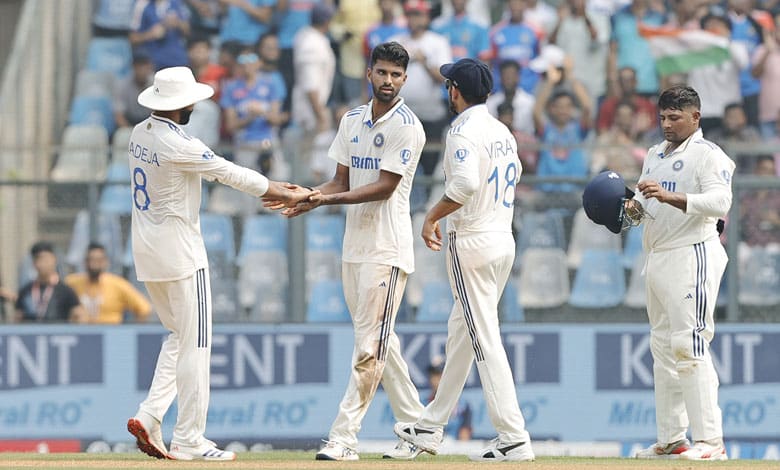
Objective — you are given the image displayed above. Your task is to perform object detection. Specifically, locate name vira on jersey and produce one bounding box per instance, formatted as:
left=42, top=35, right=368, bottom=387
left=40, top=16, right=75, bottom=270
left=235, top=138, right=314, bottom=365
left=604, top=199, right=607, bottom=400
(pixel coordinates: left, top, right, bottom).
left=486, top=138, right=516, bottom=159
left=351, top=155, right=381, bottom=169
left=129, top=141, right=160, bottom=167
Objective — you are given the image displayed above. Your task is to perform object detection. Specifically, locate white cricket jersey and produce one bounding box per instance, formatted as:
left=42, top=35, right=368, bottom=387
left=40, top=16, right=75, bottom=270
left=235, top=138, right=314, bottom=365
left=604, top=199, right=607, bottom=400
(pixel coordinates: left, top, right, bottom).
left=129, top=115, right=269, bottom=282
left=328, top=98, right=424, bottom=274
left=634, top=128, right=735, bottom=252
left=443, top=104, right=521, bottom=234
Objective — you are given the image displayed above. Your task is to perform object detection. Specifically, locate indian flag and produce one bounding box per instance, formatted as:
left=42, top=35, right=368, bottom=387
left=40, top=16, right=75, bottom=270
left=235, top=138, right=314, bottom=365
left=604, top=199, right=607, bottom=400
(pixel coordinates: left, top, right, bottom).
left=639, top=25, right=731, bottom=76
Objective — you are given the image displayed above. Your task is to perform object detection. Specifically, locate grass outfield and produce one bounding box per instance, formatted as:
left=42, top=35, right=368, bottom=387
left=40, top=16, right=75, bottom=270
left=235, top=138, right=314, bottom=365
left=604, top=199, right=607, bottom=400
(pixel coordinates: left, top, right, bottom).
left=0, top=452, right=775, bottom=470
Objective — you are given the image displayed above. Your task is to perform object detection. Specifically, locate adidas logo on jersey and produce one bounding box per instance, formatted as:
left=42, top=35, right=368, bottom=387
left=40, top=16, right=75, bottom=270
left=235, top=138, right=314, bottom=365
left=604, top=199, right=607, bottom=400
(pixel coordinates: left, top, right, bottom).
left=351, top=135, right=359, bottom=143
left=379, top=281, right=387, bottom=287
left=685, top=293, right=693, bottom=299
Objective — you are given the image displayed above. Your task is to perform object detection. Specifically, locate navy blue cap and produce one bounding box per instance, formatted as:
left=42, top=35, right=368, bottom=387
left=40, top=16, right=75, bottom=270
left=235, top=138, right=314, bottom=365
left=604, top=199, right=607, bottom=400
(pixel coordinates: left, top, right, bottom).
left=440, top=58, right=493, bottom=98
left=311, top=3, right=335, bottom=25
left=582, top=171, right=635, bottom=234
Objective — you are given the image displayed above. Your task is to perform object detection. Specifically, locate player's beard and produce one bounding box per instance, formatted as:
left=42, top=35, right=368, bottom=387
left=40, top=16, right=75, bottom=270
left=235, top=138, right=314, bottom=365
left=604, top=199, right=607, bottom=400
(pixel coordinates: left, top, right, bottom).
left=179, top=108, right=193, bottom=125
left=372, top=82, right=398, bottom=103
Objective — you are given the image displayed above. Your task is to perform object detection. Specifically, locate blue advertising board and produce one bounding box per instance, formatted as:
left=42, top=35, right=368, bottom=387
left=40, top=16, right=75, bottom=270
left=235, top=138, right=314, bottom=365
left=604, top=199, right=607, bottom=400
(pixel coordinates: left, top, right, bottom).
left=0, top=324, right=778, bottom=451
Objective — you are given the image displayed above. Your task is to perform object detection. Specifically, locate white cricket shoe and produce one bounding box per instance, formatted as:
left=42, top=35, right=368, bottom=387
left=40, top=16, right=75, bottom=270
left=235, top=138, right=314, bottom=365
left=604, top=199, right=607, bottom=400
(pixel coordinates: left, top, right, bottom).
left=634, top=439, right=690, bottom=459
left=393, top=422, right=443, bottom=455
left=127, top=411, right=168, bottom=459
left=680, top=441, right=728, bottom=461
left=168, top=442, right=236, bottom=461
left=382, top=438, right=423, bottom=460
left=315, top=441, right=359, bottom=461
left=469, top=437, right=535, bottom=462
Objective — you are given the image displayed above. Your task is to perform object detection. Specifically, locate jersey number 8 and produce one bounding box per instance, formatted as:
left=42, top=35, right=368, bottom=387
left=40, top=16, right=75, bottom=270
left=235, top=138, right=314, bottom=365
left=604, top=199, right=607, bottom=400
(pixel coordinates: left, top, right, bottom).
left=133, top=167, right=150, bottom=211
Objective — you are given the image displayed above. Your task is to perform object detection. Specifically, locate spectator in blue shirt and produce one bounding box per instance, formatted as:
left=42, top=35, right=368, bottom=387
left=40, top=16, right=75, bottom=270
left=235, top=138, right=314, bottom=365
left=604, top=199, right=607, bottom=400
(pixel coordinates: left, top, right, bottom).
left=130, top=0, right=191, bottom=70
left=533, top=66, right=592, bottom=193
left=608, top=0, right=665, bottom=96
left=219, top=0, right=276, bottom=46
left=257, top=32, right=290, bottom=126
left=221, top=51, right=286, bottom=175
left=489, top=0, right=541, bottom=94
left=364, top=0, right=408, bottom=60
left=432, top=0, right=490, bottom=61
left=728, top=0, right=770, bottom=127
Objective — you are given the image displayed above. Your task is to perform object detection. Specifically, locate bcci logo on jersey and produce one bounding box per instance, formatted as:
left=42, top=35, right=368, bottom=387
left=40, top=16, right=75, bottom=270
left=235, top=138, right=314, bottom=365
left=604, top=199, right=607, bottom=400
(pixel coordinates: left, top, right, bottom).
left=400, top=149, right=411, bottom=165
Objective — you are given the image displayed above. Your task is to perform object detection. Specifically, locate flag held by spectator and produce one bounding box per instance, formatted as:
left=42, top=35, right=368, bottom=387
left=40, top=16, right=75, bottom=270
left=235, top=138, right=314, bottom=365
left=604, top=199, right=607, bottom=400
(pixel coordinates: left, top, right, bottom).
left=639, top=25, right=731, bottom=76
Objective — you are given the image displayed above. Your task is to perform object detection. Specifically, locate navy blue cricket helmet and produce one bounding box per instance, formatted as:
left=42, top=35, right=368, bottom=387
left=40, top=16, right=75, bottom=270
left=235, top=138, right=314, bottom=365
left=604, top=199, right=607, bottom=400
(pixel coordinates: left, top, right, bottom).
left=582, top=171, right=635, bottom=234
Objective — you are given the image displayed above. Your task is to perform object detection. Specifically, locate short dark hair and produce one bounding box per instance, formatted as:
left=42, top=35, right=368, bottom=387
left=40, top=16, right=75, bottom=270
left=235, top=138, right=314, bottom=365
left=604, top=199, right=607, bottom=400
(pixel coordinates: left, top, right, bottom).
left=723, top=102, right=744, bottom=114
left=256, top=31, right=278, bottom=49
left=370, top=41, right=410, bottom=69
left=30, top=241, right=55, bottom=258
left=547, top=90, right=576, bottom=108
left=499, top=59, right=520, bottom=73
left=701, top=13, right=732, bottom=32
left=497, top=100, right=514, bottom=115
left=658, top=85, right=701, bottom=111
left=87, top=242, right=105, bottom=253
left=220, top=40, right=244, bottom=58
left=186, top=35, right=210, bottom=50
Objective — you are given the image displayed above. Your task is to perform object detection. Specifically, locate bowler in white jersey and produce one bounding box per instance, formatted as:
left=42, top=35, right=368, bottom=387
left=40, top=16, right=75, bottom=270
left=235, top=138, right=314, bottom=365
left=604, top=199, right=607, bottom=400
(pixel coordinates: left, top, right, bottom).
left=274, top=42, right=426, bottom=461
left=125, top=67, right=313, bottom=461
left=630, top=86, right=734, bottom=461
left=395, top=58, right=535, bottom=462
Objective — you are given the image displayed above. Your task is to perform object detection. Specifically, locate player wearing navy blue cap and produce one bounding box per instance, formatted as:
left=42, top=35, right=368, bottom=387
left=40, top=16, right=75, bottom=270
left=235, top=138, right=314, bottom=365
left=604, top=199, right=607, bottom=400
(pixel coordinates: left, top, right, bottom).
left=394, top=57, right=535, bottom=462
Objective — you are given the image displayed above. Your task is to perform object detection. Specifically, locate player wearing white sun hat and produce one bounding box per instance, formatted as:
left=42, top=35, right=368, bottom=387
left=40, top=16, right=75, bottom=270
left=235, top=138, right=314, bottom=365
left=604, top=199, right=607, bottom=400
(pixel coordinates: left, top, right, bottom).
left=126, top=66, right=314, bottom=461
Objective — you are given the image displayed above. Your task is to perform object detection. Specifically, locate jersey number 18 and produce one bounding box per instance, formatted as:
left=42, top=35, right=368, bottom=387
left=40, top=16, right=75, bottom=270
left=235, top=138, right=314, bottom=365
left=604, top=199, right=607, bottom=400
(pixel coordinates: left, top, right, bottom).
left=488, top=162, right=517, bottom=208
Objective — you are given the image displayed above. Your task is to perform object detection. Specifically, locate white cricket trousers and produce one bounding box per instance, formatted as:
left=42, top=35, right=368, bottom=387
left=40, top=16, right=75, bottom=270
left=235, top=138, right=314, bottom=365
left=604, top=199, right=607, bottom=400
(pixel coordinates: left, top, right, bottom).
left=418, top=231, right=530, bottom=444
left=139, top=268, right=212, bottom=447
left=646, top=239, right=727, bottom=444
left=329, top=262, right=424, bottom=449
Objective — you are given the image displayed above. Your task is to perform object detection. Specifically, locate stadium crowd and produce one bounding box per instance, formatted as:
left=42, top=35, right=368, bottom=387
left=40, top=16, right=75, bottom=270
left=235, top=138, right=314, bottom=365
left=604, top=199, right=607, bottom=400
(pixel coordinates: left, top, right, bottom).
left=5, top=0, right=780, bottom=324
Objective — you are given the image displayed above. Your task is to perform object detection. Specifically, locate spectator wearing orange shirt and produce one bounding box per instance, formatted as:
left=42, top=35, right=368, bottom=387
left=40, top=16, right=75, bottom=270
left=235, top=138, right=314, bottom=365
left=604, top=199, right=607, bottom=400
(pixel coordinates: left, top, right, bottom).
left=66, top=242, right=152, bottom=324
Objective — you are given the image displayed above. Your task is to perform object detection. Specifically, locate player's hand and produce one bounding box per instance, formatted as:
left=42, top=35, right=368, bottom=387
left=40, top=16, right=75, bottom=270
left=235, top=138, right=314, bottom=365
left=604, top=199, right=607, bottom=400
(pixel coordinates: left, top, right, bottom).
left=421, top=217, right=443, bottom=252
left=637, top=180, right=672, bottom=203
left=262, top=183, right=320, bottom=210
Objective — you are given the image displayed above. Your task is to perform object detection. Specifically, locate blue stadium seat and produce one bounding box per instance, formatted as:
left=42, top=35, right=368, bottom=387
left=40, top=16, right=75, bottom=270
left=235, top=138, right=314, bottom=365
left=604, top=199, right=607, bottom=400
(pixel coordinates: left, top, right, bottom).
left=200, top=212, right=236, bottom=264
left=407, top=213, right=448, bottom=307
left=75, top=69, right=114, bottom=97
left=501, top=280, right=524, bottom=322
left=739, top=248, right=780, bottom=306
left=306, top=213, right=345, bottom=253
left=86, top=37, right=132, bottom=77
left=306, top=281, right=351, bottom=322
left=69, top=95, right=116, bottom=135
left=238, top=251, right=287, bottom=308
left=211, top=279, right=241, bottom=322
left=515, top=209, right=567, bottom=261
left=416, top=281, right=453, bottom=322
left=622, top=225, right=644, bottom=269
left=570, top=250, right=626, bottom=308
left=567, top=208, right=622, bottom=268
left=518, top=248, right=570, bottom=308
left=92, top=0, right=136, bottom=31
left=65, top=210, right=123, bottom=271
left=99, top=162, right=132, bottom=214
left=237, top=215, right=287, bottom=263
left=111, top=126, right=132, bottom=164
left=51, top=125, right=109, bottom=181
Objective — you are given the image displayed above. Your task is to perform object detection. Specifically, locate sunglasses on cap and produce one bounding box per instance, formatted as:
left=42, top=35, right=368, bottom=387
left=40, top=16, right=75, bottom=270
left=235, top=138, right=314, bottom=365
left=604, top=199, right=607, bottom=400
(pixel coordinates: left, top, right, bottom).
left=444, top=78, right=459, bottom=90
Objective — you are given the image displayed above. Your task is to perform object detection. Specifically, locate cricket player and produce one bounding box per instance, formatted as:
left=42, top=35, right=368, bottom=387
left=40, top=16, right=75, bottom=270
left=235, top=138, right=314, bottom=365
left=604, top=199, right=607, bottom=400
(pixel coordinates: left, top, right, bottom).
left=394, top=58, right=535, bottom=462
left=271, top=41, right=426, bottom=461
left=126, top=66, right=313, bottom=461
left=628, top=86, right=734, bottom=460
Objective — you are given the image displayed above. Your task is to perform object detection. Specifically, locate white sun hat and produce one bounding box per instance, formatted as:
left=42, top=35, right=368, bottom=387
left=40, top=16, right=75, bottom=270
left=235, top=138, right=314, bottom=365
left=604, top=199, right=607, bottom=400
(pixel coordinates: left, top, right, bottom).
left=137, top=66, right=214, bottom=111
left=528, top=44, right=566, bottom=74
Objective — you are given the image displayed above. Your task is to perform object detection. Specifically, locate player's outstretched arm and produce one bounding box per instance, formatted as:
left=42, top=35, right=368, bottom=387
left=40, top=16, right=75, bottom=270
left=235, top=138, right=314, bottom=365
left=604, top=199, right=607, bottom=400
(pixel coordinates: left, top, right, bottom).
left=262, top=182, right=319, bottom=209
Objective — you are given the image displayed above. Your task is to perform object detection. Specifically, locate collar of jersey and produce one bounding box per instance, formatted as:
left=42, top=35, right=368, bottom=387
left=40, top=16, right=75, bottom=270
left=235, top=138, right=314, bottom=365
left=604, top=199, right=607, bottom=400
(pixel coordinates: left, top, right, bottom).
left=451, top=103, right=488, bottom=127
left=151, top=114, right=181, bottom=129
left=363, top=97, right=406, bottom=128
left=659, top=127, right=702, bottom=159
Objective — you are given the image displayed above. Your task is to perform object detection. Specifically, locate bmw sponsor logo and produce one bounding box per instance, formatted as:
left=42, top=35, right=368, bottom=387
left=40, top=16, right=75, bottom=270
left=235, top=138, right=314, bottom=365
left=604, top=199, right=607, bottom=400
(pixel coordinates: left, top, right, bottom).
left=373, top=133, right=385, bottom=147
left=400, top=149, right=411, bottom=164
left=673, top=160, right=683, bottom=171
left=455, top=148, right=468, bottom=162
